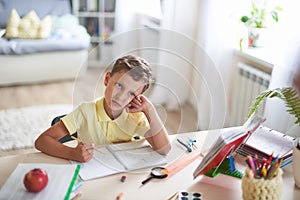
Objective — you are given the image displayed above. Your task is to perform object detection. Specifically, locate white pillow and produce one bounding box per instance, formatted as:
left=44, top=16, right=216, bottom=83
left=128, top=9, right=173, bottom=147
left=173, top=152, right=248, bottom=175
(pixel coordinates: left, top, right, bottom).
left=50, top=14, right=90, bottom=41
left=5, top=9, right=52, bottom=39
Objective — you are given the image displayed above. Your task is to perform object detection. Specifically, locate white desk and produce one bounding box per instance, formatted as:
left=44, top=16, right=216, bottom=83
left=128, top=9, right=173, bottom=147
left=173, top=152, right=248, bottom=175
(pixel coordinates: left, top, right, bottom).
left=0, top=128, right=299, bottom=200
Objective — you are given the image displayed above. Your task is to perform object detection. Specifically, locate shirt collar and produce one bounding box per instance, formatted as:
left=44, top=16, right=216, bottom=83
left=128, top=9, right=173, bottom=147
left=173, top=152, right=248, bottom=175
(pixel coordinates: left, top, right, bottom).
left=96, top=97, right=129, bottom=122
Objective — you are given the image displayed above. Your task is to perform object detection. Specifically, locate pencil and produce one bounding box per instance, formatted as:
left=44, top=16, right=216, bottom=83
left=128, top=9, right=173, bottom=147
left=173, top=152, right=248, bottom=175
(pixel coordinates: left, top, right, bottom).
left=70, top=136, right=105, bottom=156
left=261, top=166, right=267, bottom=178
left=167, top=192, right=179, bottom=200
left=246, top=155, right=256, bottom=177
left=266, top=162, right=278, bottom=179
left=259, top=158, right=267, bottom=172
left=71, top=135, right=82, bottom=143
left=271, top=159, right=283, bottom=178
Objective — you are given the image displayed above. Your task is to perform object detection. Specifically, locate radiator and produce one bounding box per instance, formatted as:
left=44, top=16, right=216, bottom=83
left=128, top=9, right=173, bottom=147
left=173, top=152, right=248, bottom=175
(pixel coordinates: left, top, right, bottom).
left=230, top=63, right=271, bottom=126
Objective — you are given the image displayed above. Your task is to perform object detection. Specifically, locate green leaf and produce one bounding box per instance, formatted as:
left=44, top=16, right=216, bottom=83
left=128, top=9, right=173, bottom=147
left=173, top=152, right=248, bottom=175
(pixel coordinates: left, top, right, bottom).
left=241, top=16, right=249, bottom=23
left=255, top=21, right=263, bottom=28
left=247, top=90, right=272, bottom=119
left=271, top=11, right=279, bottom=22
left=274, top=6, right=283, bottom=12
left=239, top=38, right=243, bottom=52
left=247, top=87, right=300, bottom=125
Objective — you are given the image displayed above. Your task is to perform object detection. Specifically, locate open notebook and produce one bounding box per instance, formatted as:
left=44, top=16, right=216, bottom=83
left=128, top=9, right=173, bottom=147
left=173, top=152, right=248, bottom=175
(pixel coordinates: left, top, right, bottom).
left=72, top=140, right=167, bottom=180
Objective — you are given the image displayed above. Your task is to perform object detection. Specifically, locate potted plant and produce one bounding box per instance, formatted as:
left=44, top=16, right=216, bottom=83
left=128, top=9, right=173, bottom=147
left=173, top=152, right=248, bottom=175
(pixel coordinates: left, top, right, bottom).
left=247, top=87, right=300, bottom=125
left=240, top=0, right=283, bottom=47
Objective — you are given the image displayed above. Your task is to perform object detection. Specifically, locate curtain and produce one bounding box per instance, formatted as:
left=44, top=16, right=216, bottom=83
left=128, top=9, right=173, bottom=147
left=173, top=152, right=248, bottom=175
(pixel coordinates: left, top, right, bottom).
left=263, top=0, right=300, bottom=135
left=150, top=0, right=240, bottom=130
left=191, top=0, right=238, bottom=130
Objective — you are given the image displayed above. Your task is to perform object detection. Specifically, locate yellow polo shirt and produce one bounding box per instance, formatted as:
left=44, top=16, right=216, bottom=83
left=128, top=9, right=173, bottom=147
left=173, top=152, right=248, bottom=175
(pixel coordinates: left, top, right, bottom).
left=61, top=97, right=150, bottom=144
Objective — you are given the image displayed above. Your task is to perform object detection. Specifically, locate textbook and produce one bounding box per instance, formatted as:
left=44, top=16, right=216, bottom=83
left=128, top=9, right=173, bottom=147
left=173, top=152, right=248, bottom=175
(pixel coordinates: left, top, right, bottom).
left=193, top=115, right=265, bottom=179
left=236, top=126, right=295, bottom=167
left=0, top=163, right=81, bottom=200
left=69, top=176, right=82, bottom=200
left=72, top=140, right=168, bottom=180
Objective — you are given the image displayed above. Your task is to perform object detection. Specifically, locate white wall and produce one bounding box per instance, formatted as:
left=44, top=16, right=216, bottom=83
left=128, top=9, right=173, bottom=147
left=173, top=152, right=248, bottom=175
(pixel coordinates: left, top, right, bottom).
left=148, top=0, right=199, bottom=110
left=114, top=0, right=162, bottom=57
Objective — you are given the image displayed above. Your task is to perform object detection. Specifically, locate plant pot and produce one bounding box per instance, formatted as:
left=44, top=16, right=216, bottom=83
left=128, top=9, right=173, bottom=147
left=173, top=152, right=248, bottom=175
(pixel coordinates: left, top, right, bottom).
left=247, top=27, right=268, bottom=48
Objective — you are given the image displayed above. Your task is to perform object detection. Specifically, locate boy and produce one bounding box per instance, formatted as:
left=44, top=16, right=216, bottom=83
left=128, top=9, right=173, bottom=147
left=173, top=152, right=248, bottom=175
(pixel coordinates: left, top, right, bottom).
left=35, top=55, right=171, bottom=162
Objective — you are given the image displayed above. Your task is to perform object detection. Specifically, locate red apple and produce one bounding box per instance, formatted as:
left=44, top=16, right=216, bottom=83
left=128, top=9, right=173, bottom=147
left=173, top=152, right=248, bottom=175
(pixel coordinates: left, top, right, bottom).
left=23, top=168, right=48, bottom=192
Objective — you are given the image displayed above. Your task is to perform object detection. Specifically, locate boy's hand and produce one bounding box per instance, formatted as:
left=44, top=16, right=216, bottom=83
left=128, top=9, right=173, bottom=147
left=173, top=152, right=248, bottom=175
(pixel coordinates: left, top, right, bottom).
left=127, top=95, right=152, bottom=113
left=73, top=142, right=94, bottom=162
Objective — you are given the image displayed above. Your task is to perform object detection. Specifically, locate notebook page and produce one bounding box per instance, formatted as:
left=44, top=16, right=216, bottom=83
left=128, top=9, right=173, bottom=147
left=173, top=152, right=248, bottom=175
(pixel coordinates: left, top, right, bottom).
left=112, top=146, right=167, bottom=171
left=71, top=147, right=125, bottom=180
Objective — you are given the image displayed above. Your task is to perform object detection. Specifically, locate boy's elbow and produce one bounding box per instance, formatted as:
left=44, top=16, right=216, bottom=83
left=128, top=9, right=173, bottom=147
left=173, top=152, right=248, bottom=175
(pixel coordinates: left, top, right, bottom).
left=34, top=136, right=45, bottom=152
left=156, top=144, right=171, bottom=155
left=34, top=138, right=41, bottom=151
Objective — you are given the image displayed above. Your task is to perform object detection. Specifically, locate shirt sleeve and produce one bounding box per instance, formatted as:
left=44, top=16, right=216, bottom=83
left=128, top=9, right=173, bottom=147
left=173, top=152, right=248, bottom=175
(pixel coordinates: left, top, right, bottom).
left=61, top=104, right=85, bottom=135
left=131, top=112, right=150, bottom=136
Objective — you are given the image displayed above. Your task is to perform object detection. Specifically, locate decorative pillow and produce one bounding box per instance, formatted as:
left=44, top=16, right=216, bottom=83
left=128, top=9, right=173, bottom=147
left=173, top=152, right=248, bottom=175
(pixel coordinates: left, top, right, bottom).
left=5, top=9, right=52, bottom=39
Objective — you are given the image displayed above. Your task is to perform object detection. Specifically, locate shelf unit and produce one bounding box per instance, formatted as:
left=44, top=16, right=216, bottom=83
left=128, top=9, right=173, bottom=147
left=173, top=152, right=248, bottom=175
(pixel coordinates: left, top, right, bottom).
left=72, top=0, right=116, bottom=67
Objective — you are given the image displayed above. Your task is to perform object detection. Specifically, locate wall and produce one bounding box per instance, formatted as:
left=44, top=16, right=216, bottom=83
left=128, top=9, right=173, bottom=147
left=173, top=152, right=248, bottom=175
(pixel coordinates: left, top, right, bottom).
left=147, top=0, right=199, bottom=110
left=115, top=0, right=300, bottom=133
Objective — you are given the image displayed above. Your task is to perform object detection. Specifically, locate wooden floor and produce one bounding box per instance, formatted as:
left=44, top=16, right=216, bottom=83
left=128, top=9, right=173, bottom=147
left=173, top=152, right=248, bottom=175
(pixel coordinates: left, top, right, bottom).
left=0, top=67, right=198, bottom=156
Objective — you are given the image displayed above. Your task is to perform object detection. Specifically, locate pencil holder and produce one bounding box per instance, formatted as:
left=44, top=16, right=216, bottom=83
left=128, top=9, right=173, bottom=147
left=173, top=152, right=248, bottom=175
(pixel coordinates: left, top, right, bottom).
left=241, top=168, right=283, bottom=200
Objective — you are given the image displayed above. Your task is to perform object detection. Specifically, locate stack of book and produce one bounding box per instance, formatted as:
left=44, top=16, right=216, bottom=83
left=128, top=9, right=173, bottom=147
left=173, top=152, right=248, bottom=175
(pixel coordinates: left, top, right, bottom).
left=236, top=126, right=294, bottom=167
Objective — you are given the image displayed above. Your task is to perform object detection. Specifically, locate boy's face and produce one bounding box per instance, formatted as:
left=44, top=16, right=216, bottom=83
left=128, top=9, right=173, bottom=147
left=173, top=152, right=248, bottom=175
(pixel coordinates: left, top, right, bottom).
left=104, top=70, right=145, bottom=112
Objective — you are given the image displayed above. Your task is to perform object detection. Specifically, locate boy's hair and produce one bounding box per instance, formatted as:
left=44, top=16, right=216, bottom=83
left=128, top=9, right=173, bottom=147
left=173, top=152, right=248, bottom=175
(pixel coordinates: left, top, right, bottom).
left=111, top=55, right=153, bottom=92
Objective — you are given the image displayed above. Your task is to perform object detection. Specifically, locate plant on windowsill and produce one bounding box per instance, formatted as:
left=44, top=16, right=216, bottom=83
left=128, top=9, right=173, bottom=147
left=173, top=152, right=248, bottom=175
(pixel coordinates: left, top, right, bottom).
left=240, top=0, right=282, bottom=48
left=247, top=87, right=300, bottom=125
